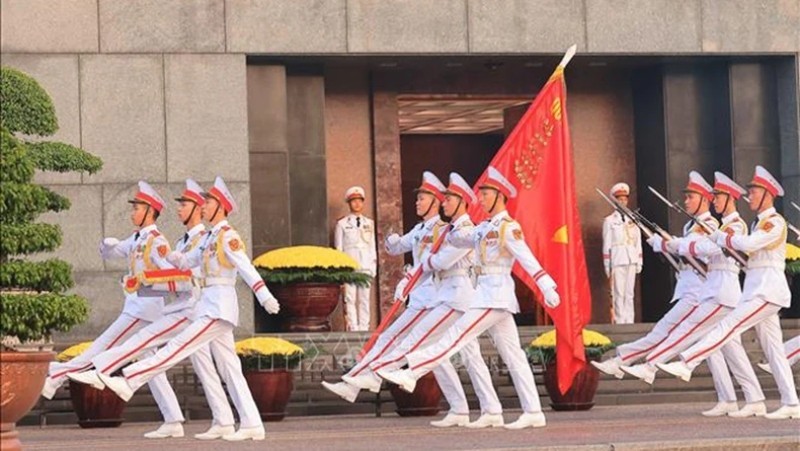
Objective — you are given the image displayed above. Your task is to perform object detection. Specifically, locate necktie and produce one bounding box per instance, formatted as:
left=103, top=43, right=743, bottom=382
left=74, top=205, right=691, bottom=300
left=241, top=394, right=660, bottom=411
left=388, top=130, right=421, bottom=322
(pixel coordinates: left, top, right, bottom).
left=356, top=217, right=361, bottom=227
left=183, top=232, right=189, bottom=244
left=134, top=232, right=140, bottom=240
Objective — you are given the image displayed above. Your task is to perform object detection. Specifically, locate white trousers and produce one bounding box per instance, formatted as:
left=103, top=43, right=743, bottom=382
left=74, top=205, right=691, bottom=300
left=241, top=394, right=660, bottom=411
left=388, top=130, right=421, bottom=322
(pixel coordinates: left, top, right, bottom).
left=680, top=299, right=798, bottom=406
left=782, top=335, right=800, bottom=366
left=611, top=265, right=636, bottom=324
left=368, top=304, right=502, bottom=415
left=344, top=283, right=371, bottom=331
left=91, top=311, right=235, bottom=426
left=47, top=313, right=183, bottom=423
left=122, top=317, right=263, bottom=428
left=645, top=302, right=764, bottom=403
left=616, top=299, right=698, bottom=364
left=405, top=308, right=543, bottom=414
left=347, top=306, right=429, bottom=378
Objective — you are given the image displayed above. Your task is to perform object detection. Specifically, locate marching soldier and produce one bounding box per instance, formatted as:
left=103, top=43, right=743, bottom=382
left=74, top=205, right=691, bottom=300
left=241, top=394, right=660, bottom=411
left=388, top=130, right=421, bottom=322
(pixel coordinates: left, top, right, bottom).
left=592, top=172, right=714, bottom=379
left=334, top=186, right=377, bottom=331
left=658, top=166, right=800, bottom=420
left=40, top=182, right=183, bottom=431
left=377, top=167, right=561, bottom=430
left=620, top=172, right=765, bottom=417
left=602, top=182, right=642, bottom=324
left=100, top=176, right=282, bottom=440
left=67, top=180, right=237, bottom=439
left=321, top=172, right=447, bottom=403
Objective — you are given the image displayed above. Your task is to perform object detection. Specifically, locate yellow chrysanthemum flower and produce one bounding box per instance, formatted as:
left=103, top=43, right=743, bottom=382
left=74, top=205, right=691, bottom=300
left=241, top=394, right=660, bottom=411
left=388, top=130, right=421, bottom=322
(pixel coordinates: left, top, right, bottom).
left=530, top=329, right=612, bottom=348
left=787, top=244, right=800, bottom=261
left=57, top=341, right=93, bottom=362
left=235, top=337, right=304, bottom=357
left=253, top=246, right=359, bottom=270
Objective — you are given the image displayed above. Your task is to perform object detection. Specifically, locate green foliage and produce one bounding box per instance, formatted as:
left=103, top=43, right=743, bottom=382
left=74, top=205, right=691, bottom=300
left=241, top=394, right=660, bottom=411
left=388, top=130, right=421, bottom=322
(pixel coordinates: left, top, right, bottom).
left=0, top=260, right=74, bottom=292
left=257, top=267, right=372, bottom=287
left=526, top=343, right=617, bottom=367
left=787, top=260, right=800, bottom=275
left=239, top=351, right=307, bottom=372
left=0, top=67, right=58, bottom=136
left=0, top=182, right=69, bottom=223
left=27, top=141, right=103, bottom=174
left=0, top=293, right=89, bottom=342
left=0, top=223, right=62, bottom=256
left=0, top=129, right=35, bottom=183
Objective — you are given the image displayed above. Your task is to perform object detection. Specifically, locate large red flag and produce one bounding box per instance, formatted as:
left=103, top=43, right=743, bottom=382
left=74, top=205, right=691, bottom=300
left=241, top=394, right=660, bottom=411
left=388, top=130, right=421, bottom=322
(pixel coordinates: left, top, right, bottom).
left=469, top=49, right=591, bottom=394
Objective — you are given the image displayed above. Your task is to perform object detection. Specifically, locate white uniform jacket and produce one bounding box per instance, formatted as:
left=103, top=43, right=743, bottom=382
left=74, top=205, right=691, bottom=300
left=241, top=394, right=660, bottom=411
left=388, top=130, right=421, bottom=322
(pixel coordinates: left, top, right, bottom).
left=334, top=214, right=377, bottom=276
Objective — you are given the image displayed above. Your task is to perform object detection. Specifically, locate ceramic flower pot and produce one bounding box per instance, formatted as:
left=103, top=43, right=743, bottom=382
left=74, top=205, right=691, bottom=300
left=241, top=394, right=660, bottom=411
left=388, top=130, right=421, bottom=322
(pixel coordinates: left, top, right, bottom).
left=388, top=372, right=442, bottom=417
left=0, top=351, right=54, bottom=451
left=542, top=360, right=600, bottom=411
left=270, top=283, right=342, bottom=332
left=243, top=369, right=294, bottom=421
left=69, top=381, right=126, bottom=428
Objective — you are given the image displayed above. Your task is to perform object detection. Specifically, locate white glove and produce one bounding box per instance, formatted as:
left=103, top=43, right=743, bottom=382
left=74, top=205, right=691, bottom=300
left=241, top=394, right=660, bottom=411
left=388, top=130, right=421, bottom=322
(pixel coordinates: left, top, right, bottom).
left=394, top=273, right=412, bottom=303
left=543, top=288, right=560, bottom=308
left=646, top=234, right=661, bottom=249
left=99, top=237, right=120, bottom=257
left=386, top=233, right=401, bottom=248
left=663, top=239, right=680, bottom=254
left=635, top=264, right=642, bottom=274
left=257, top=288, right=280, bottom=314
left=166, top=250, right=183, bottom=267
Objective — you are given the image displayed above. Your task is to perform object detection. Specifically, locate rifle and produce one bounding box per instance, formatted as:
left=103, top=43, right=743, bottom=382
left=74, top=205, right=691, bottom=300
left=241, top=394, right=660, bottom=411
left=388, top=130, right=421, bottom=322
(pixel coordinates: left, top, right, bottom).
left=357, top=224, right=451, bottom=360
left=789, top=202, right=800, bottom=238
left=648, top=186, right=749, bottom=268
left=596, top=188, right=682, bottom=273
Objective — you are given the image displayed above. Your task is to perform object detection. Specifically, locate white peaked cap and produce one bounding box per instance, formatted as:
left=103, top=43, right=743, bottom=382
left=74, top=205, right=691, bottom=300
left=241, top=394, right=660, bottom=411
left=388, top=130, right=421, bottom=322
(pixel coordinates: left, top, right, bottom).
left=684, top=171, right=713, bottom=201
left=129, top=180, right=165, bottom=212
left=610, top=182, right=630, bottom=198
left=445, top=172, right=478, bottom=204
left=206, top=176, right=238, bottom=214
left=480, top=166, right=517, bottom=199
left=345, top=186, right=366, bottom=202
left=712, top=172, right=746, bottom=200
left=176, top=178, right=205, bottom=205
left=747, top=165, right=784, bottom=197
left=416, top=171, right=446, bottom=202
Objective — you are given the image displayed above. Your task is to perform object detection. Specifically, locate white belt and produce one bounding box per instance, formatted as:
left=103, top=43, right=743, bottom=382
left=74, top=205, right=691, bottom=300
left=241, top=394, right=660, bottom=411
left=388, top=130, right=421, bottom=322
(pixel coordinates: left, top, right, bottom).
left=708, top=263, right=739, bottom=273
left=436, top=268, right=469, bottom=280
left=746, top=261, right=785, bottom=270
left=475, top=266, right=510, bottom=276
left=199, top=277, right=237, bottom=287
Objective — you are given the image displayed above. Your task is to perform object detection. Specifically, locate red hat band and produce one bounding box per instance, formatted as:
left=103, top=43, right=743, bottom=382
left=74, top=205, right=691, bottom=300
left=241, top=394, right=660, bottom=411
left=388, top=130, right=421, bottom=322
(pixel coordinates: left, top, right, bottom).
left=685, top=182, right=713, bottom=201
left=750, top=175, right=778, bottom=196
left=181, top=189, right=205, bottom=205
left=713, top=182, right=741, bottom=199
left=483, top=181, right=511, bottom=199
left=208, top=187, right=233, bottom=212
left=447, top=184, right=471, bottom=202
left=346, top=192, right=364, bottom=201
left=418, top=182, right=445, bottom=202
left=134, top=192, right=163, bottom=212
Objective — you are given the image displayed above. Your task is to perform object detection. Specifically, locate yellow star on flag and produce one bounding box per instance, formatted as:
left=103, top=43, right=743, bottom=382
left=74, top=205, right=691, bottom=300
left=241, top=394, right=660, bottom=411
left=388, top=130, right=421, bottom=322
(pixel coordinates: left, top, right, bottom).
left=552, top=225, right=568, bottom=244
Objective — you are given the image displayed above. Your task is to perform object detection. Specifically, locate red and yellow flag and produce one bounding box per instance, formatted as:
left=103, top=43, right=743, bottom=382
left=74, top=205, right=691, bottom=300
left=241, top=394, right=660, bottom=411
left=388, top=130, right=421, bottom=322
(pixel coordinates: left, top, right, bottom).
left=469, top=51, right=591, bottom=394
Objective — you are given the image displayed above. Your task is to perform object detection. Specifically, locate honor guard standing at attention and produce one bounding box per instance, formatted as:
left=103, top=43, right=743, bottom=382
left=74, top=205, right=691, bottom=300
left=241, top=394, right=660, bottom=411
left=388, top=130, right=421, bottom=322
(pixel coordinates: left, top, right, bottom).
left=321, top=172, right=447, bottom=403
left=659, top=166, right=800, bottom=420
left=67, top=180, right=237, bottom=439
left=335, top=186, right=377, bottom=331
left=602, top=182, right=642, bottom=324
left=100, top=176, right=282, bottom=441
left=378, top=167, right=561, bottom=430
left=40, top=181, right=184, bottom=427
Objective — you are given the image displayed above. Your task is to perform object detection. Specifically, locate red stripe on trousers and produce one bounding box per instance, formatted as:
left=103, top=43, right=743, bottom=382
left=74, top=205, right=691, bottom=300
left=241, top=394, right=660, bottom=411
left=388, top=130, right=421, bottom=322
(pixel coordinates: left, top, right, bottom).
left=126, top=319, right=218, bottom=380
left=646, top=305, right=723, bottom=363
left=411, top=309, right=492, bottom=371
left=101, top=318, right=188, bottom=374
left=685, top=302, right=770, bottom=364
left=620, top=305, right=698, bottom=362
left=351, top=309, right=428, bottom=376
left=371, top=309, right=456, bottom=372
left=787, top=347, right=800, bottom=361
left=51, top=318, right=141, bottom=379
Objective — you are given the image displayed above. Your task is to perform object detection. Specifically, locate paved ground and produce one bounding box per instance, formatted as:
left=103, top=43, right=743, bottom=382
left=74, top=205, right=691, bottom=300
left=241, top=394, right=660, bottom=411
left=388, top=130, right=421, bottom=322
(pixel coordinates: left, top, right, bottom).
left=14, top=402, right=800, bottom=450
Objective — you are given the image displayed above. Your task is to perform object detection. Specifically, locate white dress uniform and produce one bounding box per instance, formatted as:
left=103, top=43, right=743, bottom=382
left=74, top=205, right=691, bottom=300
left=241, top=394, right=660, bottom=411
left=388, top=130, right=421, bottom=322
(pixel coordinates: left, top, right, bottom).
left=381, top=168, right=561, bottom=429
left=335, top=186, right=377, bottom=331
left=602, top=183, right=642, bottom=324
left=341, top=172, right=448, bottom=385
left=102, top=177, right=281, bottom=440
left=363, top=174, right=503, bottom=419
left=780, top=335, right=800, bottom=366
left=41, top=183, right=182, bottom=420
left=662, top=166, right=799, bottom=416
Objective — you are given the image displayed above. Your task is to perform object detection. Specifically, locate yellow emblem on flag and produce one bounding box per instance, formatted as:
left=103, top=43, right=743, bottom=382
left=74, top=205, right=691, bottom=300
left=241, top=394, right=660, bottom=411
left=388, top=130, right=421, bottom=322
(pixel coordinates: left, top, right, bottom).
left=552, top=225, right=568, bottom=244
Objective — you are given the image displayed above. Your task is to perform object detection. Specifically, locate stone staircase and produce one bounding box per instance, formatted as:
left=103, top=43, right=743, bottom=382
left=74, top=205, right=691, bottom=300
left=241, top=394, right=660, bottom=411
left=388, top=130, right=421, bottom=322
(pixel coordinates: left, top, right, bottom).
left=24, top=319, right=800, bottom=426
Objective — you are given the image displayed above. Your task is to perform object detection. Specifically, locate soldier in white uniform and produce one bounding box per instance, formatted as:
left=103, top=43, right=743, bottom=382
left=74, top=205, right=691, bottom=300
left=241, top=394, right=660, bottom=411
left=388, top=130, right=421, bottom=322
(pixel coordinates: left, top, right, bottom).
left=334, top=186, right=377, bottom=331
left=40, top=182, right=183, bottom=430
left=100, top=176, right=282, bottom=440
left=345, top=173, right=503, bottom=428
left=592, top=172, right=714, bottom=380
left=602, top=182, right=642, bottom=324
left=377, top=167, right=561, bottom=430
left=67, top=180, right=237, bottom=439
left=659, top=166, right=800, bottom=420
left=620, top=173, right=765, bottom=417
left=321, top=172, right=447, bottom=403
left=758, top=335, right=800, bottom=373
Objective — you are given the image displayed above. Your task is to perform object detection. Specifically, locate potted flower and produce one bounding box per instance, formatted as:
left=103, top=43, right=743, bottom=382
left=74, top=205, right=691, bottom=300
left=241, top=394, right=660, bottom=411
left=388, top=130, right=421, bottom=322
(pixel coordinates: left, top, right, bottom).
left=527, top=329, right=616, bottom=411
left=235, top=337, right=306, bottom=421
left=1, top=67, right=99, bottom=450
left=254, top=246, right=371, bottom=332
left=387, top=373, right=443, bottom=417
left=57, top=342, right=127, bottom=428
